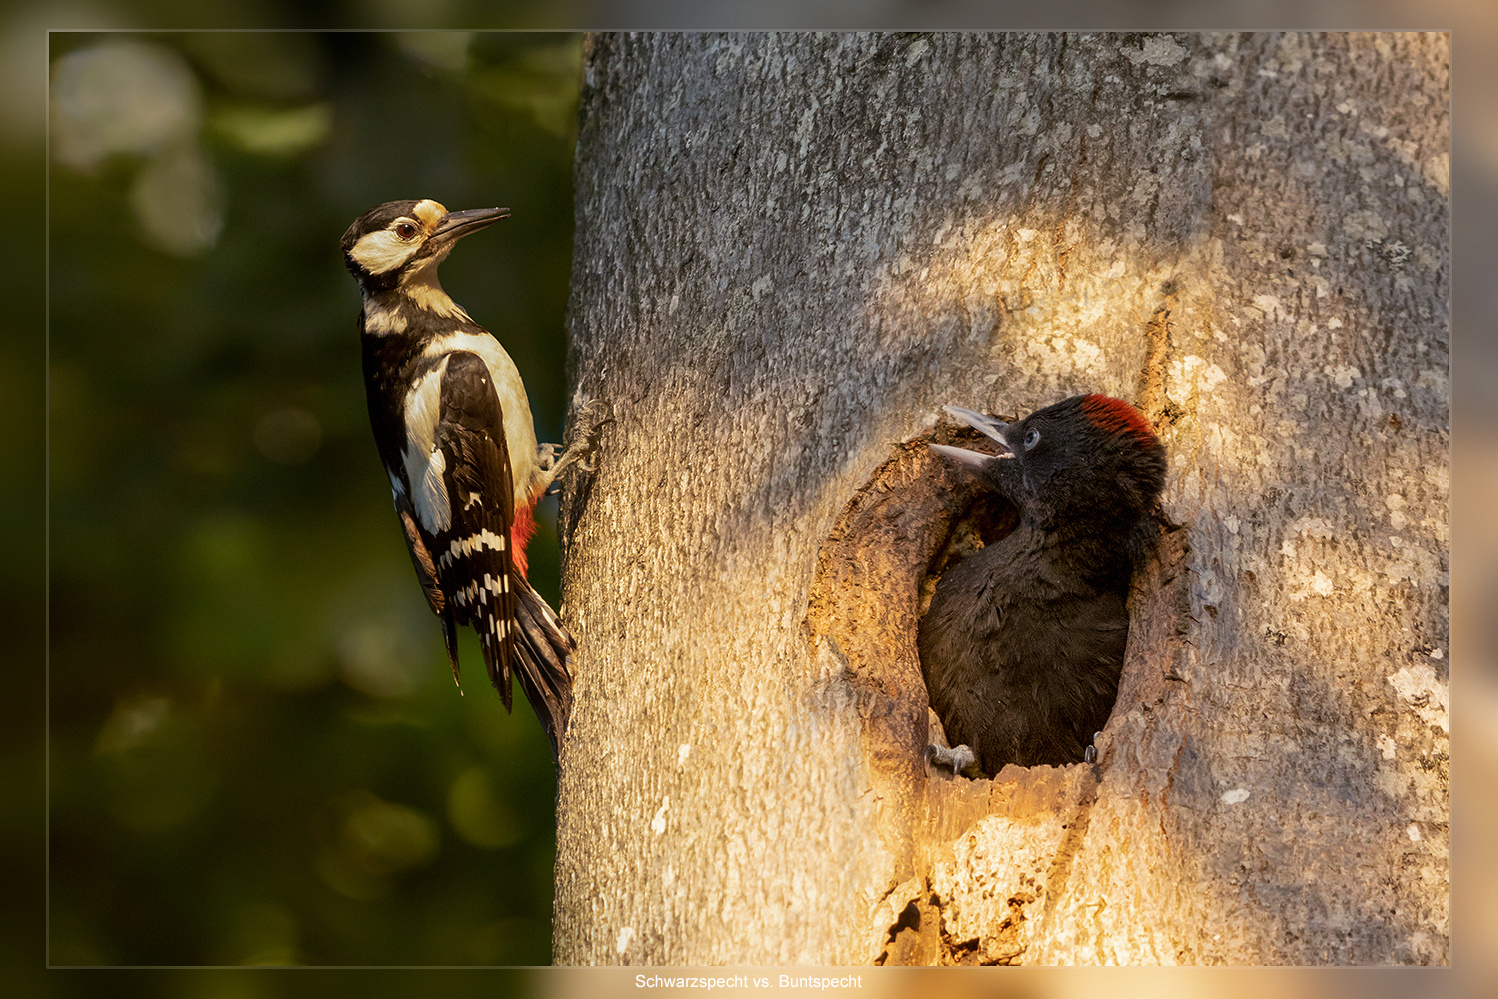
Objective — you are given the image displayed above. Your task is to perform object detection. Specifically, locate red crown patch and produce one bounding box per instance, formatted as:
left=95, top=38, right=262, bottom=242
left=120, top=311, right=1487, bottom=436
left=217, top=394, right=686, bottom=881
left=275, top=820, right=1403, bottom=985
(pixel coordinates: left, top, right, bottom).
left=1079, top=395, right=1158, bottom=446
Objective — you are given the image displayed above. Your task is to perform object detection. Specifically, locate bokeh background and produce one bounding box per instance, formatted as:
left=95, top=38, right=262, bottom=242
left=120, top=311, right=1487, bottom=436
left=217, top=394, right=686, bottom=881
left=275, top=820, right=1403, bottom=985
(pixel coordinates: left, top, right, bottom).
left=47, top=30, right=583, bottom=967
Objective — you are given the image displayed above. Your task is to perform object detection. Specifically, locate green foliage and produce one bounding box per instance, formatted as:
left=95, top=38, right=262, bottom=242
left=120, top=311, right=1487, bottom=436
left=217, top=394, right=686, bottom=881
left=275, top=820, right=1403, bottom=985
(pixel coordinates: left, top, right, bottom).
left=48, top=31, right=581, bottom=967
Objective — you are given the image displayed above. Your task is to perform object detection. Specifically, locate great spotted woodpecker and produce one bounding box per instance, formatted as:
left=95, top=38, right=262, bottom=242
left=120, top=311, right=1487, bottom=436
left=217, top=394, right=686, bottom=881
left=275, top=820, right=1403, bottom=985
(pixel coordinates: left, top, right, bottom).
left=341, top=198, right=587, bottom=758
left=918, top=395, right=1167, bottom=775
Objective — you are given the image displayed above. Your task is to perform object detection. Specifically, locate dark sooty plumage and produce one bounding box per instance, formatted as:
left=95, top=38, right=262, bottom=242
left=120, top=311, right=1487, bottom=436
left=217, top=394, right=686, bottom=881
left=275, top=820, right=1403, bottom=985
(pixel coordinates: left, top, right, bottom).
left=918, top=395, right=1167, bottom=774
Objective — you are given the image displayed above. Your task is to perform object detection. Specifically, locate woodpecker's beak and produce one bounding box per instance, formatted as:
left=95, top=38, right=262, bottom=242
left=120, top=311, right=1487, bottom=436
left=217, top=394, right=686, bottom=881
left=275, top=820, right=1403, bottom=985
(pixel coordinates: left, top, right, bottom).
left=930, top=404, right=1014, bottom=467
left=431, top=207, right=510, bottom=245
left=943, top=405, right=1010, bottom=445
left=929, top=443, right=997, bottom=467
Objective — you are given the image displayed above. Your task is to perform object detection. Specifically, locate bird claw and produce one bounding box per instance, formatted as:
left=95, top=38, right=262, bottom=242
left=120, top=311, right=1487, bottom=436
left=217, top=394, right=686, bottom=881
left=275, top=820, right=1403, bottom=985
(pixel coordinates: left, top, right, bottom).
left=537, top=397, right=612, bottom=494
left=926, top=743, right=982, bottom=778
left=1084, top=731, right=1104, bottom=765
left=536, top=441, right=561, bottom=472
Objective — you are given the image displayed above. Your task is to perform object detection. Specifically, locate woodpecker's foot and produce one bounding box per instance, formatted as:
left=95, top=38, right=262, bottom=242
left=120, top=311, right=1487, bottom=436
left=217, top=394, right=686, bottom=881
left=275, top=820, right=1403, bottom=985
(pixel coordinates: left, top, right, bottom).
left=565, top=395, right=610, bottom=474
left=539, top=398, right=611, bottom=493
left=926, top=743, right=983, bottom=779
left=536, top=441, right=563, bottom=474
left=1083, top=730, right=1104, bottom=765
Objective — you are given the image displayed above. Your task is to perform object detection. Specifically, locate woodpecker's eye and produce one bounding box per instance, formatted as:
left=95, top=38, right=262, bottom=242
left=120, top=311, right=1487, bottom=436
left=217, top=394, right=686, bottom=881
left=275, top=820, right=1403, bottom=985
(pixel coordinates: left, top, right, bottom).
left=394, top=222, right=418, bottom=240
left=1023, top=428, right=1041, bottom=450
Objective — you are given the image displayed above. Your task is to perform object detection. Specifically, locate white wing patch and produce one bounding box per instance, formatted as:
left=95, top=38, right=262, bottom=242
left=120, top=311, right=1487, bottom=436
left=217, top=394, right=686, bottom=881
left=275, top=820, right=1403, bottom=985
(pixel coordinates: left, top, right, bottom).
left=404, top=358, right=451, bottom=534
left=438, top=528, right=507, bottom=568
left=423, top=332, right=538, bottom=507
left=417, top=449, right=449, bottom=534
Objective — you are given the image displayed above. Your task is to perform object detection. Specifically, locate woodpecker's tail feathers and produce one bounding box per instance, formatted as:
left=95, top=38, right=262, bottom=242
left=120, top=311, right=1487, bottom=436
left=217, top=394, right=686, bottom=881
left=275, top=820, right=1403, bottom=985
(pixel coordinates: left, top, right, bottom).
left=480, top=577, right=575, bottom=762
left=513, top=582, right=575, bottom=756
left=441, top=614, right=463, bottom=691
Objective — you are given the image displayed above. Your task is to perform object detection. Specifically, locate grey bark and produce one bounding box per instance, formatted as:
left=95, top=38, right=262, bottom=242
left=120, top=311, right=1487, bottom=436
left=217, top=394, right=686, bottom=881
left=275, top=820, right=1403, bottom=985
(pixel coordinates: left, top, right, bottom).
left=553, top=32, right=1448, bottom=966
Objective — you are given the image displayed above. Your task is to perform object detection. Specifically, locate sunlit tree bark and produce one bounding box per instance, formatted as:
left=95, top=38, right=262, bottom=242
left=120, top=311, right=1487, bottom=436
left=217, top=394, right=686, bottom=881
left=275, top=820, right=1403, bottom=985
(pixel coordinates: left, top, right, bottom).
left=553, top=32, right=1448, bottom=966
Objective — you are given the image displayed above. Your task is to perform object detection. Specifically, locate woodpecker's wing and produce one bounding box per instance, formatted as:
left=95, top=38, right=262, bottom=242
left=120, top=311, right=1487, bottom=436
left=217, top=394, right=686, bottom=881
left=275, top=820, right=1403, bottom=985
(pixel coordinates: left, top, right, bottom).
left=390, top=494, right=446, bottom=616
left=430, top=350, right=521, bottom=707
left=394, top=502, right=462, bottom=684
left=434, top=352, right=576, bottom=757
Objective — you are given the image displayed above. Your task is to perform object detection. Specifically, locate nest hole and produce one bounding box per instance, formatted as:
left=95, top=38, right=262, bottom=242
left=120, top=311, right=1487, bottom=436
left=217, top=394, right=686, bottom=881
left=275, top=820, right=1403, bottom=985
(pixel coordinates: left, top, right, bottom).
left=804, top=421, right=1015, bottom=780
left=806, top=418, right=1166, bottom=784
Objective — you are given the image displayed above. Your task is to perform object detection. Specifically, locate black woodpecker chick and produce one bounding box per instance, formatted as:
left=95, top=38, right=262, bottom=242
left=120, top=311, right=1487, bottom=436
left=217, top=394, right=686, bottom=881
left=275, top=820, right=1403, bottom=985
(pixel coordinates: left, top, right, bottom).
left=342, top=198, right=588, bottom=759
left=918, top=394, right=1167, bottom=775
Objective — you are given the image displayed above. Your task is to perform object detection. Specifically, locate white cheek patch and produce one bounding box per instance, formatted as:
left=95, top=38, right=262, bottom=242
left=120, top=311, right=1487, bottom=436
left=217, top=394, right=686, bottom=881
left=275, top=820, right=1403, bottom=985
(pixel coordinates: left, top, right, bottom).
left=404, top=359, right=451, bottom=534
left=351, top=229, right=419, bottom=276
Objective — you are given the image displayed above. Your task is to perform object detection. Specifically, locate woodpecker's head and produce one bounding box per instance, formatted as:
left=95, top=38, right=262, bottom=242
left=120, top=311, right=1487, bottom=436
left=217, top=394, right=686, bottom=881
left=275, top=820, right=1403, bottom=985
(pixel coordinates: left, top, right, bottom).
left=934, top=395, right=1166, bottom=527
left=341, top=199, right=509, bottom=296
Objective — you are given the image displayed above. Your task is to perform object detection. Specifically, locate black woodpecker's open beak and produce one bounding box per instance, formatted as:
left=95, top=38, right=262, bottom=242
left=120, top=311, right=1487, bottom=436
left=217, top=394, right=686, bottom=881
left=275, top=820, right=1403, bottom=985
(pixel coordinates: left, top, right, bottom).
left=431, top=207, right=510, bottom=246
left=930, top=404, right=1014, bottom=467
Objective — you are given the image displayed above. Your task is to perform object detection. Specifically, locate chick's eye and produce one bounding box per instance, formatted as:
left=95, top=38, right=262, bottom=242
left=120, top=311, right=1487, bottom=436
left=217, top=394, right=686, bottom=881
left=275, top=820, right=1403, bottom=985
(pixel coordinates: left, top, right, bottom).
left=1023, top=428, right=1041, bottom=450
left=394, top=223, right=417, bottom=239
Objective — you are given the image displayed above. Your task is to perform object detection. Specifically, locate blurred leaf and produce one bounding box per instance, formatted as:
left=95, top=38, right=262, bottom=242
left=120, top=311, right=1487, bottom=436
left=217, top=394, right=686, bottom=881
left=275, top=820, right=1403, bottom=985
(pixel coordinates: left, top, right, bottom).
left=468, top=38, right=582, bottom=139
left=315, top=790, right=441, bottom=900
left=51, top=39, right=202, bottom=170
left=219, top=900, right=302, bottom=966
left=179, top=32, right=323, bottom=102
left=448, top=767, right=523, bottom=849
left=96, top=700, right=219, bottom=833
left=395, top=31, right=473, bottom=72
left=129, top=142, right=225, bottom=255
left=93, top=696, right=170, bottom=755
left=211, top=103, right=332, bottom=157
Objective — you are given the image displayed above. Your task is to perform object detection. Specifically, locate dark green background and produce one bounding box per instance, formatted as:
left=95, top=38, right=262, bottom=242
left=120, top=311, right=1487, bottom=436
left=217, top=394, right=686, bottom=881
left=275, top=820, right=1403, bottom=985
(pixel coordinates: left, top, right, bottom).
left=48, top=31, right=581, bottom=968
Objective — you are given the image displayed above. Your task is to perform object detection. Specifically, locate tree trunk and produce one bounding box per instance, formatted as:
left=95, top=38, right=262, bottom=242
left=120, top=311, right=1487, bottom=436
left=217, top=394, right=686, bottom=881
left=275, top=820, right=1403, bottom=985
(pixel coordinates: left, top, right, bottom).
left=553, top=32, right=1448, bottom=966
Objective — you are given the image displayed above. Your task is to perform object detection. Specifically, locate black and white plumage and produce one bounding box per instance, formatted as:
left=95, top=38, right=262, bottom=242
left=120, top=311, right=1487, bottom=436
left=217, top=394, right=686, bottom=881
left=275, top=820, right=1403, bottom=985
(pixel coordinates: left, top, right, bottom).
left=341, top=198, right=586, bottom=758
left=918, top=395, right=1167, bottom=775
